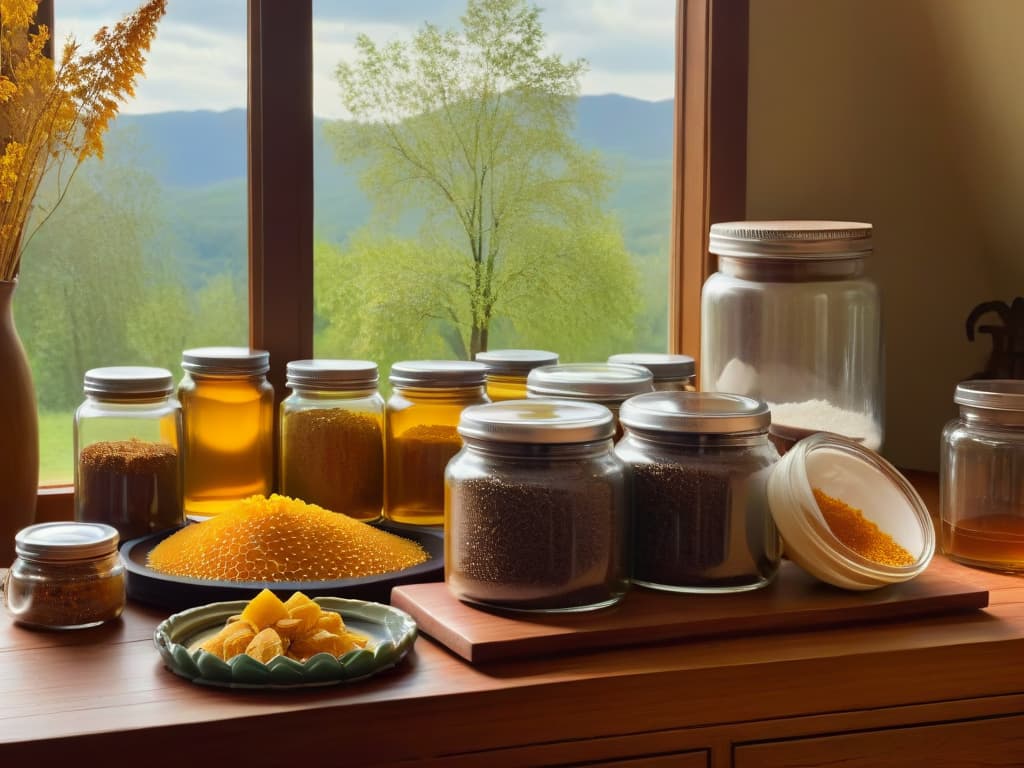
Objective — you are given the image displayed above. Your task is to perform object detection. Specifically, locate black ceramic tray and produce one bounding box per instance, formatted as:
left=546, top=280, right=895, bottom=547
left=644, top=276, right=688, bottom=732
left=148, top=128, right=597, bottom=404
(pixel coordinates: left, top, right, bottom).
left=121, top=521, right=444, bottom=611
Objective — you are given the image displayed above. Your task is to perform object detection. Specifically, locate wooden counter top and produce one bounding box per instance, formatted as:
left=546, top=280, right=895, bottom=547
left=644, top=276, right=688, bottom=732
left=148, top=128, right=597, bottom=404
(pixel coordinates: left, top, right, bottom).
left=2, top=475, right=1023, bottom=767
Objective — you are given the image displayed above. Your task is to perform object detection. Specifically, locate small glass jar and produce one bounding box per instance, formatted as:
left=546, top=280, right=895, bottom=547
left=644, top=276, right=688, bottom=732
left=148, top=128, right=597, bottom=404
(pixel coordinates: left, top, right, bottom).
left=701, top=221, right=883, bottom=452
left=280, top=359, right=384, bottom=521
left=446, top=399, right=628, bottom=612
left=608, top=353, right=696, bottom=392
left=941, top=380, right=1024, bottom=572
left=178, top=347, right=274, bottom=518
left=526, top=363, right=654, bottom=439
left=74, top=366, right=183, bottom=542
left=3, top=522, right=125, bottom=629
left=616, top=391, right=781, bottom=593
left=475, top=349, right=559, bottom=401
left=385, top=360, right=490, bottom=526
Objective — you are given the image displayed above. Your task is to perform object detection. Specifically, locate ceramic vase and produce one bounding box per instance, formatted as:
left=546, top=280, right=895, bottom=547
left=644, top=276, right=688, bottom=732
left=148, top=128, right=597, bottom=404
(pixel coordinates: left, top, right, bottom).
left=0, top=279, right=38, bottom=566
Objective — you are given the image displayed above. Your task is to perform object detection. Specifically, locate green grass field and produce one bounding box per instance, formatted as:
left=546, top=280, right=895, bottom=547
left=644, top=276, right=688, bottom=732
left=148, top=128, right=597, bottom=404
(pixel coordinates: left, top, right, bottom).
left=38, top=410, right=74, bottom=486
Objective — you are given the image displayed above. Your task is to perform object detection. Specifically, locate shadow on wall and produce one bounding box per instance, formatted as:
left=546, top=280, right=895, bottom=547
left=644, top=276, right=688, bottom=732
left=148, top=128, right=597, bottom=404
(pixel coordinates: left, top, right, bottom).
left=967, top=297, right=1024, bottom=380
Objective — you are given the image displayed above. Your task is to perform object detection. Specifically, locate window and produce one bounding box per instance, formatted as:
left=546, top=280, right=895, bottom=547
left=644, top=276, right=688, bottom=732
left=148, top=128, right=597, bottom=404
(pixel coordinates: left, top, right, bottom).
left=34, top=0, right=748, bottom=518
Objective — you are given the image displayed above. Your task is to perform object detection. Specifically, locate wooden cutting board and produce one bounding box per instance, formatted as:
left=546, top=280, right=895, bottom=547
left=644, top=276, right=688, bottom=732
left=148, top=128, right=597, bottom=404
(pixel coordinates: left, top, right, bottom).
left=390, top=557, right=990, bottom=663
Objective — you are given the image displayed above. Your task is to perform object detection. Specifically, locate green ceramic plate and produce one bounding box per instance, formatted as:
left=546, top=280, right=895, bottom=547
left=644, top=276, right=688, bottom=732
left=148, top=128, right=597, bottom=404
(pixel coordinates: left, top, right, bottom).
left=153, top=596, right=417, bottom=689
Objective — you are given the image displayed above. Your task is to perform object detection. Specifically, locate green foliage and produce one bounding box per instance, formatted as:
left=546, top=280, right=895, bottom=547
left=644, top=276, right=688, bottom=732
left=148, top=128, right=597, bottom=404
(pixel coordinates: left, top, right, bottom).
left=324, top=0, right=641, bottom=359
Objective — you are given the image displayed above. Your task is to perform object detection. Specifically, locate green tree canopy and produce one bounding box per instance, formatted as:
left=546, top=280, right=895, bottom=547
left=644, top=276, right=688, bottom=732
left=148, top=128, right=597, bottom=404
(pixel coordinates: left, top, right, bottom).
left=323, top=0, right=639, bottom=360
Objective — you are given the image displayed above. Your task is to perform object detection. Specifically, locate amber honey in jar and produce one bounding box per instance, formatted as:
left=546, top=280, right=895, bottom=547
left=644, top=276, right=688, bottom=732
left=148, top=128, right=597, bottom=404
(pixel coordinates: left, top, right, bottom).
left=280, top=359, right=384, bottom=521
left=179, top=347, right=274, bottom=518
left=475, top=349, right=559, bottom=402
left=385, top=360, right=489, bottom=526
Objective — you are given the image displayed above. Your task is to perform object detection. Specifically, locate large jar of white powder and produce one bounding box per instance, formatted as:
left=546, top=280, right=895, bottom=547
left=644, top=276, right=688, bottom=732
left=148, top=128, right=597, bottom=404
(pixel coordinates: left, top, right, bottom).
left=700, top=221, right=883, bottom=452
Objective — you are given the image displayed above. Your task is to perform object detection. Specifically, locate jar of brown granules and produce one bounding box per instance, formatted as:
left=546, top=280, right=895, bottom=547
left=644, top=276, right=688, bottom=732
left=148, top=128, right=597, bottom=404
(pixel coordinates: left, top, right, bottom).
left=616, top=391, right=781, bottom=593
left=446, top=399, right=628, bottom=612
left=74, top=366, right=183, bottom=542
left=3, top=522, right=125, bottom=629
left=280, top=359, right=384, bottom=521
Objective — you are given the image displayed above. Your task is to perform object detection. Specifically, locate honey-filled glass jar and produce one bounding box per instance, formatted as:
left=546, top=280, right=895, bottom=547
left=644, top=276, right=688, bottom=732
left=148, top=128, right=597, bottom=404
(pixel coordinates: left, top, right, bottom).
left=179, top=347, right=274, bottom=518
left=475, top=349, right=559, bottom=401
left=280, top=359, right=384, bottom=521
left=385, top=360, right=489, bottom=526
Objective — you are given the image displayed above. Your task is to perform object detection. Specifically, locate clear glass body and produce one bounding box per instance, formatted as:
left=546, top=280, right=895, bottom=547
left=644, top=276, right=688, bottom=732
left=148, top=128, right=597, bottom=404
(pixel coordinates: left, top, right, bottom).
left=74, top=394, right=183, bottom=542
left=446, top=438, right=628, bottom=612
left=941, top=409, right=1024, bottom=572
left=701, top=258, right=883, bottom=451
left=280, top=387, right=385, bottom=521
left=385, top=384, right=489, bottom=525
left=179, top=372, right=274, bottom=517
left=3, top=551, right=125, bottom=629
left=615, top=429, right=781, bottom=593
left=486, top=373, right=528, bottom=402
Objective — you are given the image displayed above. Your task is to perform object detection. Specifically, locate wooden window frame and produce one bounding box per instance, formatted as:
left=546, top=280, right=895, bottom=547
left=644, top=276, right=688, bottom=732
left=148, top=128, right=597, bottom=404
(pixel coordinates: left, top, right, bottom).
left=35, top=0, right=748, bottom=522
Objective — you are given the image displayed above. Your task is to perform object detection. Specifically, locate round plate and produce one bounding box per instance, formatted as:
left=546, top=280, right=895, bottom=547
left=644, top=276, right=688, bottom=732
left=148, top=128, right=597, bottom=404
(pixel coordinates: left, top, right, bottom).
left=122, top=521, right=443, bottom=611
left=154, top=597, right=417, bottom=689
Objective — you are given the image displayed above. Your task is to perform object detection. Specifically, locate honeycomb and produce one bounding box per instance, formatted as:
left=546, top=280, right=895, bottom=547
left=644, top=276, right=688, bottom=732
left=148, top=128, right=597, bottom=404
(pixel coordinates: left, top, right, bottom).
left=147, top=494, right=428, bottom=581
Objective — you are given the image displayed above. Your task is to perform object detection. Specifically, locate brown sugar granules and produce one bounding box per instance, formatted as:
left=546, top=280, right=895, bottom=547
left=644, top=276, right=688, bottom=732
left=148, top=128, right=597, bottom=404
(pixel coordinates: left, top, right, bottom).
left=813, top=488, right=916, bottom=567
left=146, top=494, right=428, bottom=582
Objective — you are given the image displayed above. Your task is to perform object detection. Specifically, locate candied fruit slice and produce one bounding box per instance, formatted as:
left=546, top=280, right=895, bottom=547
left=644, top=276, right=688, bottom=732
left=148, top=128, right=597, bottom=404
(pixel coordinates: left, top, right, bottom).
left=288, top=601, right=322, bottom=633
left=315, top=611, right=344, bottom=634
left=283, top=592, right=314, bottom=611
left=222, top=627, right=257, bottom=660
left=273, top=617, right=304, bottom=639
left=240, top=589, right=289, bottom=631
left=290, top=629, right=349, bottom=661
left=245, top=628, right=285, bottom=663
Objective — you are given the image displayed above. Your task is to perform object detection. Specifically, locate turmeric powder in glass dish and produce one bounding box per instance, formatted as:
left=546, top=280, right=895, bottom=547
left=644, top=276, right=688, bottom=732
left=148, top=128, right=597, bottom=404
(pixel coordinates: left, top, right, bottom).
left=766, top=433, right=934, bottom=590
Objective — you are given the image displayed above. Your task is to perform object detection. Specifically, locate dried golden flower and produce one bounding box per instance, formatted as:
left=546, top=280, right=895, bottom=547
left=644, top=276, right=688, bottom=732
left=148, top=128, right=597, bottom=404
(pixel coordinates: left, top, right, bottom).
left=0, top=0, right=167, bottom=280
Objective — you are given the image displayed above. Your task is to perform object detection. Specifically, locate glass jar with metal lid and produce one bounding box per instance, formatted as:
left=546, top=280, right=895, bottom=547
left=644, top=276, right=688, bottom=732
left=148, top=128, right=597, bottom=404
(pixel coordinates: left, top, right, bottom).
left=616, top=391, right=781, bottom=593
left=178, top=347, right=274, bottom=518
left=475, top=349, right=559, bottom=402
left=941, top=380, right=1024, bottom=572
left=701, top=221, right=883, bottom=453
left=2, top=522, right=125, bottom=629
left=446, top=399, right=628, bottom=612
left=385, top=360, right=490, bottom=525
left=526, top=362, right=654, bottom=438
left=74, top=366, right=183, bottom=542
left=608, top=353, right=696, bottom=392
left=280, top=360, right=384, bottom=521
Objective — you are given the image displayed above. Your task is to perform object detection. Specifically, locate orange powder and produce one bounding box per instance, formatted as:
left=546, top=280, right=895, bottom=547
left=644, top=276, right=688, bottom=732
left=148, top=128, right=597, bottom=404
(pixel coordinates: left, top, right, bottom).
left=812, top=488, right=916, bottom=567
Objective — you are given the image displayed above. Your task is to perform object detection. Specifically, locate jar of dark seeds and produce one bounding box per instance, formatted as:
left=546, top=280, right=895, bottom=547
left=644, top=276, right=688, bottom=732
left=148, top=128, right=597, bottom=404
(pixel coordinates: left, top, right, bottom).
left=446, top=399, right=628, bottom=612
left=74, top=366, right=183, bottom=542
left=616, top=391, right=781, bottom=593
left=280, top=359, right=384, bottom=521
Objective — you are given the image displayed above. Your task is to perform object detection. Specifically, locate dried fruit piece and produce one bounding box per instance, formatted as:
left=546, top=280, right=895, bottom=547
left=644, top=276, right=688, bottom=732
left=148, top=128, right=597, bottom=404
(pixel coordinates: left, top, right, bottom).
left=245, top=628, right=285, bottom=663
left=240, top=589, right=289, bottom=629
left=315, top=611, right=344, bottom=634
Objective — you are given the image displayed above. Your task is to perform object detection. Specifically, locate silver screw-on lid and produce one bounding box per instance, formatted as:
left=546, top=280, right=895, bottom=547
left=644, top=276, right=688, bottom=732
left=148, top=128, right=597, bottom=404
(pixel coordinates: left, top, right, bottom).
left=620, top=391, right=771, bottom=434
left=458, top=399, right=614, bottom=444
left=286, top=359, right=378, bottom=390
left=709, top=220, right=872, bottom=259
left=389, top=360, right=487, bottom=388
left=607, top=353, right=695, bottom=381
left=15, top=522, right=119, bottom=561
left=955, top=380, right=1024, bottom=413
left=527, top=363, right=654, bottom=402
left=475, top=349, right=559, bottom=375
left=83, top=366, right=174, bottom=398
left=182, top=347, right=269, bottom=376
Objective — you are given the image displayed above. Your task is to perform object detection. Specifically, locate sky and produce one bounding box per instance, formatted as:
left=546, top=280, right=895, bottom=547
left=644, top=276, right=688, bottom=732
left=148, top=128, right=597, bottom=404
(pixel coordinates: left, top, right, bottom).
left=55, top=0, right=676, bottom=118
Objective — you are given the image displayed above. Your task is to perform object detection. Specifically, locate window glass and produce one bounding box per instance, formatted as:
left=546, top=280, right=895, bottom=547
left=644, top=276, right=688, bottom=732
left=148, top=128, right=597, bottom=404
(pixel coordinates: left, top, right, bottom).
left=19, top=1, right=248, bottom=484
left=312, top=0, right=675, bottom=376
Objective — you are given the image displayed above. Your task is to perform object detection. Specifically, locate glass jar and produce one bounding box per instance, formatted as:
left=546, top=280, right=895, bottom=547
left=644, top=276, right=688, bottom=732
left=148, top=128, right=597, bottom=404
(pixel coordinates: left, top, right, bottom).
left=475, top=349, right=559, bottom=401
left=2, top=522, right=125, bottom=629
left=616, top=391, right=781, bottom=593
left=608, top=353, right=696, bottom=391
left=74, top=366, right=183, bottom=542
left=701, top=221, right=883, bottom=452
left=280, top=359, right=384, bottom=521
left=385, top=360, right=490, bottom=525
left=941, top=380, right=1024, bottom=572
left=178, top=347, right=274, bottom=518
left=526, top=363, right=654, bottom=439
left=446, top=399, right=628, bottom=612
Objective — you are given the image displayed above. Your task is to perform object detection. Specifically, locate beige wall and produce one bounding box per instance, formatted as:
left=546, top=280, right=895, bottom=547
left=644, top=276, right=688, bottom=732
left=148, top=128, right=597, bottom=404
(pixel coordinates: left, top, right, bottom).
left=747, top=0, right=1023, bottom=470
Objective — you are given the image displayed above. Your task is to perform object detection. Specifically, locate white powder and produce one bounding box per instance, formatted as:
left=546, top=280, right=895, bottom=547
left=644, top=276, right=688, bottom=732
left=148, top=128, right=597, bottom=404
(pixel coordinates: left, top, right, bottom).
left=768, top=399, right=882, bottom=451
